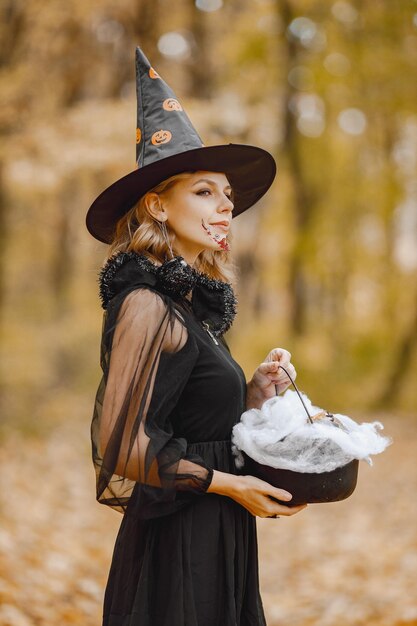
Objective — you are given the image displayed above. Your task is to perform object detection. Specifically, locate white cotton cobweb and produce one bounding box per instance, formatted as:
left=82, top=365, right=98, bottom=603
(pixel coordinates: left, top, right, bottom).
left=232, top=389, right=392, bottom=474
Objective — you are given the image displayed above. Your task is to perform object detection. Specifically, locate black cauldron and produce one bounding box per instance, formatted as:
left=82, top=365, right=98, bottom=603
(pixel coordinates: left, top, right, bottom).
left=243, top=453, right=359, bottom=506
left=240, top=365, right=360, bottom=506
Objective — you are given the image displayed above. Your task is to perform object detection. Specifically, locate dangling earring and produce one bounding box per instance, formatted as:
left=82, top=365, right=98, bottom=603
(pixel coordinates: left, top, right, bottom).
left=155, top=217, right=197, bottom=297
left=158, top=218, right=175, bottom=260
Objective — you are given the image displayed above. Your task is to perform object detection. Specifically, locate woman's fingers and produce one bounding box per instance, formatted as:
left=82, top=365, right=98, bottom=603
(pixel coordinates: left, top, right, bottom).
left=267, top=486, right=293, bottom=502
left=265, top=502, right=308, bottom=518
left=233, top=475, right=308, bottom=518
left=257, top=361, right=279, bottom=375
left=264, top=487, right=308, bottom=515
left=258, top=361, right=295, bottom=376
left=277, top=363, right=296, bottom=380
left=267, top=348, right=291, bottom=364
left=254, top=348, right=297, bottom=390
left=257, top=361, right=296, bottom=382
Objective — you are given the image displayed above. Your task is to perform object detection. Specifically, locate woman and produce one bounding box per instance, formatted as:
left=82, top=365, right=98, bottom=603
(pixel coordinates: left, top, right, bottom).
left=87, top=47, right=307, bottom=626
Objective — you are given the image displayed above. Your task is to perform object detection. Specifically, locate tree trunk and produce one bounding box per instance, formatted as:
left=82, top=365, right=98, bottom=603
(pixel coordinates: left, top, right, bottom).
left=276, top=0, right=316, bottom=336
left=374, top=286, right=417, bottom=408
left=188, top=0, right=214, bottom=99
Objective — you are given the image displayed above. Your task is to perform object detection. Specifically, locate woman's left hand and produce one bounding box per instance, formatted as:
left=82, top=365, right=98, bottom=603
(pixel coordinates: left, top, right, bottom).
left=246, top=348, right=296, bottom=410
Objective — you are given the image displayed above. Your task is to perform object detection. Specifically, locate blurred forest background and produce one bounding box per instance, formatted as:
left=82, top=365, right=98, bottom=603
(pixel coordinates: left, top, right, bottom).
left=0, top=1, right=416, bottom=625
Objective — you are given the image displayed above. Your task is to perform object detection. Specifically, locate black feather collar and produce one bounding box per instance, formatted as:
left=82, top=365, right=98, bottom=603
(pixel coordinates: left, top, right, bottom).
left=98, top=251, right=238, bottom=337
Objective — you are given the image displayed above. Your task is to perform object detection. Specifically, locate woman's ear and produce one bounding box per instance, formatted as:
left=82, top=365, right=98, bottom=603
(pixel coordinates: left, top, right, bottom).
left=144, top=192, right=167, bottom=221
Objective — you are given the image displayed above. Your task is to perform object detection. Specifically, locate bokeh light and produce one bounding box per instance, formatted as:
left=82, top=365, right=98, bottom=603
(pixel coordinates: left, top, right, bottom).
left=337, top=107, right=367, bottom=135
left=287, top=16, right=327, bottom=51
left=289, top=93, right=326, bottom=137
left=195, top=0, right=223, bottom=11
left=331, top=1, right=359, bottom=25
left=394, top=197, right=417, bottom=271
left=157, top=31, right=191, bottom=60
left=323, top=52, right=351, bottom=76
left=93, top=19, right=124, bottom=44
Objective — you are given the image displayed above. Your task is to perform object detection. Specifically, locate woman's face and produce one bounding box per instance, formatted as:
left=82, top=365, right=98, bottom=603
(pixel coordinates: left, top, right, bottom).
left=157, top=171, right=234, bottom=264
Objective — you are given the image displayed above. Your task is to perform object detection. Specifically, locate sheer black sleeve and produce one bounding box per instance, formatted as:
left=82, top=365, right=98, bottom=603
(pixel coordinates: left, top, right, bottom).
left=90, top=287, right=213, bottom=518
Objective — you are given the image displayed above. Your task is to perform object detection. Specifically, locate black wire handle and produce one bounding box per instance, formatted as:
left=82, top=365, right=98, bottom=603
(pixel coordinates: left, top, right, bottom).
left=274, top=364, right=314, bottom=424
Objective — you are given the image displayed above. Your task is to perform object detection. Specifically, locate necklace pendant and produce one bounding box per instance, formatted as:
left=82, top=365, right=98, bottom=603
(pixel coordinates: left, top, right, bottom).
left=201, top=321, right=219, bottom=345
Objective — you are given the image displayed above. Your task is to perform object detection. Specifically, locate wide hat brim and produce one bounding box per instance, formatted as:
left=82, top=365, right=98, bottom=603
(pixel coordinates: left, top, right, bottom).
left=86, top=143, right=276, bottom=244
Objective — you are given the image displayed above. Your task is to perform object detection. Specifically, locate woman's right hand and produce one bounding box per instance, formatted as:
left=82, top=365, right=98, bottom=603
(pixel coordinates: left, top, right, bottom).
left=207, top=470, right=308, bottom=518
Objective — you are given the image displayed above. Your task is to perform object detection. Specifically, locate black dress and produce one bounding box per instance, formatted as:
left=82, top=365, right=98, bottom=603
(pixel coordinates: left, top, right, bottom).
left=90, top=252, right=267, bottom=626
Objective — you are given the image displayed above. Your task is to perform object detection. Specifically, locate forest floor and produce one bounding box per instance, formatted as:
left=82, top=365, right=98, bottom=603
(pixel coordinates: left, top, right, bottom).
left=0, top=413, right=416, bottom=626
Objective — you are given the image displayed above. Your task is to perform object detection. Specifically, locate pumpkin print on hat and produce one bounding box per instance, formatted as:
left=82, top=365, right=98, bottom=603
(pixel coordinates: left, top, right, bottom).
left=151, top=129, right=172, bottom=145
left=136, top=128, right=142, bottom=143
left=149, top=67, right=160, bottom=79
left=163, top=98, right=183, bottom=112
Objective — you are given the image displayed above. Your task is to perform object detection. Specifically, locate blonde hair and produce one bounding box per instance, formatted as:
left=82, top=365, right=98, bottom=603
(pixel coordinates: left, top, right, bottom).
left=106, top=171, right=237, bottom=285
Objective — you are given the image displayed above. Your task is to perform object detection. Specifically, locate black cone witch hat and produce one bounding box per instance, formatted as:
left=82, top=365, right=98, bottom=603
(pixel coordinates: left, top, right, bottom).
left=86, top=46, right=277, bottom=244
